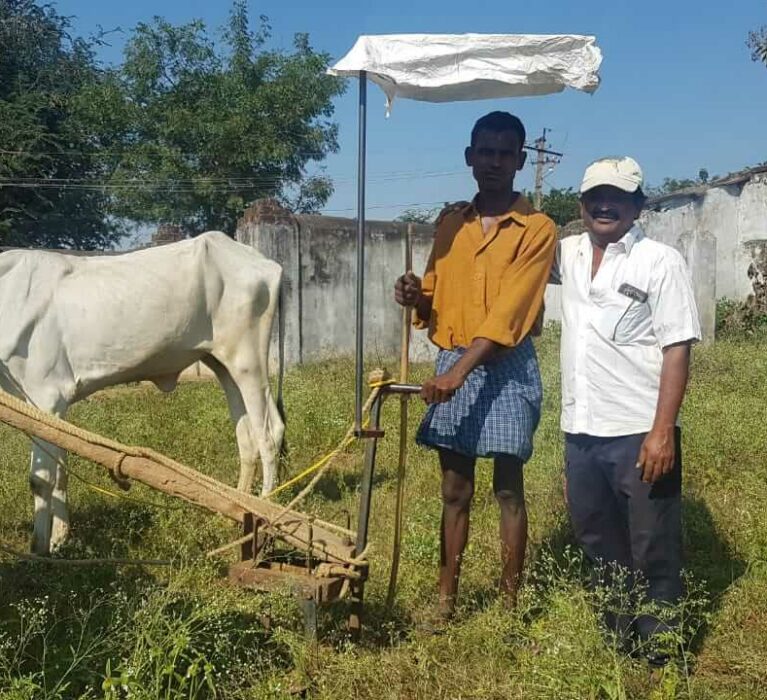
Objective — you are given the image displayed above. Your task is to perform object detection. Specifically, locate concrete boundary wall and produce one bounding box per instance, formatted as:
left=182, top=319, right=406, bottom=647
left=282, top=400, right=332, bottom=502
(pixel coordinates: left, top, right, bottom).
left=237, top=191, right=745, bottom=366
left=236, top=199, right=436, bottom=366
left=9, top=171, right=763, bottom=381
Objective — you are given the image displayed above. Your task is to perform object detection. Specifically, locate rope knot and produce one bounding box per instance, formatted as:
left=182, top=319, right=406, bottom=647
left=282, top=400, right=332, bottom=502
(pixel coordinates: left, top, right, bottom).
left=109, top=452, right=132, bottom=492
left=367, top=368, right=393, bottom=388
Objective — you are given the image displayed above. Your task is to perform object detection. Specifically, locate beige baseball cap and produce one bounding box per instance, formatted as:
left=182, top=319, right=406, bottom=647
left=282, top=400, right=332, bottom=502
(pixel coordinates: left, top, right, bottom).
left=579, top=156, right=644, bottom=194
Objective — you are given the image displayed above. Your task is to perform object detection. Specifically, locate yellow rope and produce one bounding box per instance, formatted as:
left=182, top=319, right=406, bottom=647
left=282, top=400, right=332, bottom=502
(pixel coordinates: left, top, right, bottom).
left=0, top=391, right=352, bottom=559
left=368, top=379, right=397, bottom=389
left=266, top=375, right=396, bottom=499
left=268, top=435, right=356, bottom=498
left=0, top=368, right=394, bottom=568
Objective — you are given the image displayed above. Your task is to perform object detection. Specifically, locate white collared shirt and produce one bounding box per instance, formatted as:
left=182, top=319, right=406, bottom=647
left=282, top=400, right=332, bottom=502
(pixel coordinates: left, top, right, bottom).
left=553, top=225, right=701, bottom=437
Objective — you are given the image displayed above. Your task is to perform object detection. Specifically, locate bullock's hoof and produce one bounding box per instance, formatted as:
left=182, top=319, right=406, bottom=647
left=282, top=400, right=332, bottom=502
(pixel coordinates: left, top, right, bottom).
left=30, top=537, right=49, bottom=557
left=49, top=525, right=70, bottom=552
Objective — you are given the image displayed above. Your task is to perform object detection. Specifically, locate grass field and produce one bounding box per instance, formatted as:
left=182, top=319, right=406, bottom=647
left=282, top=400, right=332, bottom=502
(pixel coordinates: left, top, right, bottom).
left=0, top=328, right=765, bottom=699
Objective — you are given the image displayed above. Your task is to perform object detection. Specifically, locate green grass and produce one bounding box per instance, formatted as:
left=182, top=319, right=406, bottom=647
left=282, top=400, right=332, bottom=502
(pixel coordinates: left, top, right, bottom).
left=0, top=328, right=765, bottom=699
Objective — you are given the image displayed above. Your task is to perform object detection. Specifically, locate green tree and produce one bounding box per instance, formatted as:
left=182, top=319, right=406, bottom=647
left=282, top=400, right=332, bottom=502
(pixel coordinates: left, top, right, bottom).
left=400, top=189, right=583, bottom=228
left=82, top=2, right=345, bottom=235
left=0, top=0, right=119, bottom=248
left=747, top=26, right=767, bottom=65
left=646, top=172, right=713, bottom=197
left=537, top=187, right=581, bottom=226
left=656, top=177, right=698, bottom=194
left=396, top=207, right=440, bottom=224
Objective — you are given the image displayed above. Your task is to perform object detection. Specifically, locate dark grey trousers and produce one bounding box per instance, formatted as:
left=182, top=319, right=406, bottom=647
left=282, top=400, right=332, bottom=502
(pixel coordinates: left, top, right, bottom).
left=565, top=430, right=682, bottom=641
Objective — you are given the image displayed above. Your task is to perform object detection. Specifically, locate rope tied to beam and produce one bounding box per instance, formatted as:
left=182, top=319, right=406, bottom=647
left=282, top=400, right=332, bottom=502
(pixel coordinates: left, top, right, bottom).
left=0, top=543, right=171, bottom=568
left=110, top=451, right=131, bottom=490
left=0, top=373, right=391, bottom=570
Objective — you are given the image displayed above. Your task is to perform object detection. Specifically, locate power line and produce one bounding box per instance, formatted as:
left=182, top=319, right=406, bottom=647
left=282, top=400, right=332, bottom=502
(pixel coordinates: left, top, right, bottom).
left=0, top=127, right=343, bottom=158
left=0, top=169, right=464, bottom=184
left=0, top=169, right=467, bottom=191
left=320, top=200, right=448, bottom=214
left=529, top=128, right=563, bottom=209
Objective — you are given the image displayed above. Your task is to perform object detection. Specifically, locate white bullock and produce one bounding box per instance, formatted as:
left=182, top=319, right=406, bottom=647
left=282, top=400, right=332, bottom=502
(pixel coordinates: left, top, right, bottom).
left=0, top=231, right=284, bottom=554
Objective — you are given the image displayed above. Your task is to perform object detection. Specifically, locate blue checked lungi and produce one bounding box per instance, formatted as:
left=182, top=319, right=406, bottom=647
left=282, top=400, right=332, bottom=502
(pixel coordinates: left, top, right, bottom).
left=416, top=336, right=542, bottom=462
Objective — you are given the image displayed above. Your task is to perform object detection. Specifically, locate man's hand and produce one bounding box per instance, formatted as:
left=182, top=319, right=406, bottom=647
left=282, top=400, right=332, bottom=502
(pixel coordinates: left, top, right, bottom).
left=395, top=271, right=422, bottom=307
left=420, top=368, right=466, bottom=404
left=637, top=343, right=690, bottom=484
left=636, top=426, right=675, bottom=484
left=420, top=338, right=501, bottom=405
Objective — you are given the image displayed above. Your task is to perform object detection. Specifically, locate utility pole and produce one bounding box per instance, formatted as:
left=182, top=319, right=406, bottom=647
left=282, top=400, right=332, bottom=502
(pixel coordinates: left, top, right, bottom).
left=526, top=128, right=563, bottom=209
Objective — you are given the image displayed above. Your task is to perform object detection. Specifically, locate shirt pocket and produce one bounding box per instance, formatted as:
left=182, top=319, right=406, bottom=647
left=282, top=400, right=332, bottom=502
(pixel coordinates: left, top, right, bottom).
left=589, top=287, right=651, bottom=345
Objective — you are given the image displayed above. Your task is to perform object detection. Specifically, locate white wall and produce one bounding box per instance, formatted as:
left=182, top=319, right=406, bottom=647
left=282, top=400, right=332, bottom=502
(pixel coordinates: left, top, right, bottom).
left=236, top=175, right=767, bottom=366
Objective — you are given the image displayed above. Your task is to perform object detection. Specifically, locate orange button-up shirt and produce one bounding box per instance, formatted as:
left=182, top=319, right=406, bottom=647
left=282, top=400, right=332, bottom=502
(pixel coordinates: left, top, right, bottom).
left=416, top=195, right=557, bottom=349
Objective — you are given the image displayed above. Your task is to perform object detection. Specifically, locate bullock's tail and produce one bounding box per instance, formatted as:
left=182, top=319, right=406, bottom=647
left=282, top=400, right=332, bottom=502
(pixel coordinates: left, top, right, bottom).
left=275, top=279, right=288, bottom=476
left=276, top=280, right=285, bottom=423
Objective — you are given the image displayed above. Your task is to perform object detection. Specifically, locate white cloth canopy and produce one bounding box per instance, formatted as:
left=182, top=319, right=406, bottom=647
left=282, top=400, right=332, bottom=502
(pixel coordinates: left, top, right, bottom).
left=328, top=33, right=602, bottom=110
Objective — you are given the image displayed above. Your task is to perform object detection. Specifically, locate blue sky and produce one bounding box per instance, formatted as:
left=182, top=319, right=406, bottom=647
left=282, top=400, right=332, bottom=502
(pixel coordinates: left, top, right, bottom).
left=56, top=0, right=767, bottom=221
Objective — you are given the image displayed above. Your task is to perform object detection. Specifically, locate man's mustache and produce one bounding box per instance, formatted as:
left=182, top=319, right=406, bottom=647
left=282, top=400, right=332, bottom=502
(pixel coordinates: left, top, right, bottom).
left=589, top=208, right=620, bottom=220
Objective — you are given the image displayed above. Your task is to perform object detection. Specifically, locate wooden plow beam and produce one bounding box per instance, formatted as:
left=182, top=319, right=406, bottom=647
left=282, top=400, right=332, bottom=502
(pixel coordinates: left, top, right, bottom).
left=0, top=389, right=361, bottom=573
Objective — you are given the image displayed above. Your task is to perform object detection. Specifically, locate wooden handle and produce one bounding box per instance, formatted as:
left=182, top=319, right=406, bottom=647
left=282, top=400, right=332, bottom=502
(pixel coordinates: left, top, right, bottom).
left=400, top=224, right=413, bottom=383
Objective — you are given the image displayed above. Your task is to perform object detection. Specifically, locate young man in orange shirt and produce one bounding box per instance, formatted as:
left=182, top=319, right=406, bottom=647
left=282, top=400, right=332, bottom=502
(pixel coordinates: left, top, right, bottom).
left=394, top=111, right=557, bottom=622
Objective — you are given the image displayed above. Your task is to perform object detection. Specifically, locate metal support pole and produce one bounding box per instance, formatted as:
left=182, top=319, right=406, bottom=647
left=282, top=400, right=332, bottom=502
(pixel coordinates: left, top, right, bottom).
left=354, top=71, right=368, bottom=434
left=301, top=598, right=318, bottom=641
left=355, top=395, right=381, bottom=547
left=348, top=393, right=381, bottom=635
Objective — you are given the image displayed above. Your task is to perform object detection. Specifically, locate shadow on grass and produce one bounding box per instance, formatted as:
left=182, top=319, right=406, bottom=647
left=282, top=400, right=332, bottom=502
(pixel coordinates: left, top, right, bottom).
left=0, top=502, right=299, bottom=696
left=683, top=494, right=747, bottom=652
left=311, top=468, right=387, bottom=503
left=0, top=558, right=292, bottom=698
left=0, top=500, right=163, bottom=645
left=0, top=502, right=160, bottom=621
left=67, top=500, right=157, bottom=554
left=520, top=495, right=746, bottom=654
left=306, top=511, right=579, bottom=652
left=317, top=596, right=414, bottom=651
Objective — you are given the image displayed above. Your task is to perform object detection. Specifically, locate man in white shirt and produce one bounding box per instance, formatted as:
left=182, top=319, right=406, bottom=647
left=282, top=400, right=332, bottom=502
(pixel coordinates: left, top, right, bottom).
left=553, top=156, right=701, bottom=664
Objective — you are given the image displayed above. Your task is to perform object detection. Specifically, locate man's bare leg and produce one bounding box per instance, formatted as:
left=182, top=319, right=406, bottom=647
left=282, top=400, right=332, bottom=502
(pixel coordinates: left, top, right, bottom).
left=494, top=455, right=527, bottom=608
left=438, top=449, right=476, bottom=616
